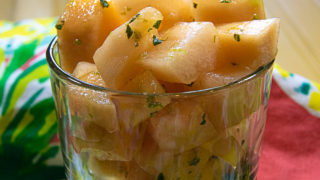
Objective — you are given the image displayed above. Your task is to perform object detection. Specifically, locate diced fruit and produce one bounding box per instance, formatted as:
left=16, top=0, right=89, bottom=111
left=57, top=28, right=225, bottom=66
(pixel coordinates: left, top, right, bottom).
left=140, top=22, right=218, bottom=84
left=68, top=62, right=118, bottom=133
left=72, top=121, right=147, bottom=161
left=214, top=18, right=280, bottom=71
left=162, top=147, right=211, bottom=180
left=88, top=157, right=152, bottom=180
left=193, top=0, right=266, bottom=25
left=184, top=68, right=252, bottom=91
left=57, top=0, right=123, bottom=73
left=202, top=136, right=243, bottom=166
left=122, top=71, right=166, bottom=93
left=94, top=7, right=163, bottom=89
left=72, top=61, right=99, bottom=79
left=114, top=70, right=170, bottom=128
left=113, top=0, right=194, bottom=30
left=148, top=100, right=218, bottom=153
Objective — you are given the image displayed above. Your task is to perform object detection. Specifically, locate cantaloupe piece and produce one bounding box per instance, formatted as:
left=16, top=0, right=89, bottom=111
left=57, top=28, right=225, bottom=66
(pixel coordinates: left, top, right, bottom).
left=140, top=22, right=218, bottom=84
left=72, top=120, right=147, bottom=162
left=115, top=71, right=170, bottom=127
left=148, top=100, right=218, bottom=153
left=202, top=136, right=243, bottom=166
left=56, top=0, right=123, bottom=73
left=193, top=0, right=266, bottom=25
left=214, top=18, right=280, bottom=71
left=113, top=0, right=194, bottom=31
left=122, top=71, right=166, bottom=93
left=68, top=62, right=118, bottom=133
left=88, top=157, right=152, bottom=180
left=94, top=7, right=164, bottom=89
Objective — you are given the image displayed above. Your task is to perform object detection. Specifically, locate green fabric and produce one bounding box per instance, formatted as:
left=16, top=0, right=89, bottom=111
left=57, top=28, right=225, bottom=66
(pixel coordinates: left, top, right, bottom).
left=0, top=19, right=65, bottom=179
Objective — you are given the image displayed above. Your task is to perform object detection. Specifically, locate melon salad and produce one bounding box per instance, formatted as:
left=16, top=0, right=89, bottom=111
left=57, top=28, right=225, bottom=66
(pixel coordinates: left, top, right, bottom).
left=56, top=0, right=279, bottom=179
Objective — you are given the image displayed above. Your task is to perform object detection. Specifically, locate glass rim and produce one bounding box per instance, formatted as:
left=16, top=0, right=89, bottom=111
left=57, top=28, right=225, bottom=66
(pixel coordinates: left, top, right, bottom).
left=46, top=36, right=274, bottom=97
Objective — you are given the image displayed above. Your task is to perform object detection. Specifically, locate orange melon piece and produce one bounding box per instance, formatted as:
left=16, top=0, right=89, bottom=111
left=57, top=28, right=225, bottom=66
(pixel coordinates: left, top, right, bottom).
left=68, top=62, right=118, bottom=133
left=113, top=0, right=194, bottom=31
left=193, top=0, right=266, bottom=25
left=122, top=71, right=166, bottom=93
left=202, top=136, right=243, bottom=166
left=215, top=18, right=280, bottom=71
left=94, top=7, right=164, bottom=89
left=57, top=0, right=123, bottom=73
left=148, top=100, right=218, bottom=153
left=140, top=22, right=218, bottom=84
left=88, top=158, right=152, bottom=180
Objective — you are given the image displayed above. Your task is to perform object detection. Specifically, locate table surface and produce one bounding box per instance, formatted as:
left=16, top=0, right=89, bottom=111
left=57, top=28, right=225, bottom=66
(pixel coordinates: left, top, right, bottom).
left=1, top=0, right=319, bottom=83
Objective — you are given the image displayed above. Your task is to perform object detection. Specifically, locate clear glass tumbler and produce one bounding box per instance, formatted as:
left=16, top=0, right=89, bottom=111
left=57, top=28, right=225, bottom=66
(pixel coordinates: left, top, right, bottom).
left=46, top=37, right=274, bottom=180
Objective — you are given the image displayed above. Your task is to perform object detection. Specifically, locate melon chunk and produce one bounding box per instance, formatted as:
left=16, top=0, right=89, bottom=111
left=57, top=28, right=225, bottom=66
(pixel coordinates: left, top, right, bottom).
left=193, top=0, right=266, bottom=25
left=88, top=157, right=152, bottom=180
left=94, top=7, right=164, bottom=89
left=148, top=100, right=218, bottom=153
left=68, top=62, right=118, bottom=133
left=215, top=18, right=280, bottom=71
left=57, top=0, right=123, bottom=73
left=113, top=0, right=194, bottom=30
left=122, top=71, right=166, bottom=93
left=140, top=22, right=218, bottom=84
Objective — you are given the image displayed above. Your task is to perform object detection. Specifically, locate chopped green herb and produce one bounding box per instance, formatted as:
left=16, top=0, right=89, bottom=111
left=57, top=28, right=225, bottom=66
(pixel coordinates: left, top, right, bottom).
left=55, top=20, right=65, bottom=30
left=200, top=113, right=206, bottom=125
left=74, top=38, right=81, bottom=45
left=126, top=25, right=133, bottom=39
left=209, top=155, right=218, bottom=160
left=153, top=20, right=162, bottom=29
left=100, top=0, right=109, bottom=8
left=193, top=2, right=198, bottom=8
left=214, top=35, right=217, bottom=43
left=231, top=62, right=238, bottom=66
left=157, top=173, right=164, bottom=180
left=148, top=28, right=153, bottom=32
left=220, top=0, right=232, bottom=3
left=253, top=13, right=259, bottom=20
left=241, top=140, right=245, bottom=145
left=147, top=96, right=163, bottom=109
left=153, top=35, right=163, bottom=46
left=189, top=157, right=200, bottom=166
left=126, top=7, right=132, bottom=11
left=135, top=42, right=139, bottom=47
left=129, top=13, right=141, bottom=24
left=234, top=33, right=240, bottom=42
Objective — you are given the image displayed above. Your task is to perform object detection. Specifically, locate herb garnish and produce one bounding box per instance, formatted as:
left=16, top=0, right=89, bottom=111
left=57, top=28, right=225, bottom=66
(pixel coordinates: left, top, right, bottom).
left=129, top=13, right=140, bottom=24
left=153, top=20, right=162, bottom=29
left=234, top=33, right=240, bottom=42
left=189, top=157, right=200, bottom=166
left=220, top=0, right=232, bottom=3
left=100, top=0, right=109, bottom=8
left=126, top=25, right=133, bottom=39
left=74, top=38, right=81, bottom=45
left=193, top=2, right=198, bottom=8
left=55, top=20, right=65, bottom=30
left=214, top=35, right=217, bottom=43
left=253, top=13, right=259, bottom=20
left=147, top=96, right=163, bottom=109
left=157, top=173, right=164, bottom=180
left=153, top=35, right=163, bottom=46
left=200, top=113, right=206, bottom=125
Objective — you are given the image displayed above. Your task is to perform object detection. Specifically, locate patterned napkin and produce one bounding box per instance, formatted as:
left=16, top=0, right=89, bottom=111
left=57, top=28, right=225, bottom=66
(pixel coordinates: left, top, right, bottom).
left=0, top=19, right=319, bottom=179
